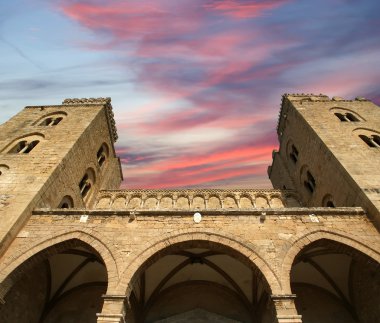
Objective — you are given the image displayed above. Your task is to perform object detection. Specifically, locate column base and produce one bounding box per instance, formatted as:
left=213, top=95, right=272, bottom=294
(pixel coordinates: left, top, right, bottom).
left=96, top=313, right=125, bottom=323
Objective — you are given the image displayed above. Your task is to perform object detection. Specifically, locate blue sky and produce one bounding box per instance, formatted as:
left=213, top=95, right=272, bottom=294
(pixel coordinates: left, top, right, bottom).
left=1, top=0, right=379, bottom=188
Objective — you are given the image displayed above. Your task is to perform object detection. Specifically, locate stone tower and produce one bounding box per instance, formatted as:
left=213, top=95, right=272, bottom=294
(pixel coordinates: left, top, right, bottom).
left=0, top=98, right=122, bottom=256
left=0, top=95, right=379, bottom=323
left=269, top=94, right=380, bottom=227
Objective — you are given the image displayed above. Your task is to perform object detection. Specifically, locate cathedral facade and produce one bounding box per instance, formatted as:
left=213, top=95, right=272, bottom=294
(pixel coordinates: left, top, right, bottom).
left=0, top=94, right=379, bottom=323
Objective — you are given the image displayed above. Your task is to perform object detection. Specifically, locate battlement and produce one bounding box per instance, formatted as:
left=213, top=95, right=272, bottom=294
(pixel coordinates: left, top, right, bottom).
left=282, top=93, right=369, bottom=103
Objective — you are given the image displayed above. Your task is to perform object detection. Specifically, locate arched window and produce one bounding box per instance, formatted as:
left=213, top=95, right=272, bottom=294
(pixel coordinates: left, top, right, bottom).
left=359, top=134, right=380, bottom=148
left=96, top=143, right=109, bottom=168
left=8, top=140, right=39, bottom=154
left=39, top=116, right=63, bottom=126
left=35, top=112, right=66, bottom=127
left=334, top=113, right=347, bottom=122
left=304, top=171, right=316, bottom=193
left=58, top=195, right=74, bottom=208
left=79, top=174, right=91, bottom=198
left=79, top=168, right=96, bottom=200
left=40, top=117, right=53, bottom=126
left=97, top=147, right=106, bottom=167
left=332, top=108, right=362, bottom=122
left=289, top=145, right=299, bottom=164
left=322, top=194, right=336, bottom=208
left=346, top=113, right=359, bottom=122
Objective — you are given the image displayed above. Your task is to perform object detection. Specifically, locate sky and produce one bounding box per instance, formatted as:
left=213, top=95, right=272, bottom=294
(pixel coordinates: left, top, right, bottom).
left=0, top=0, right=379, bottom=189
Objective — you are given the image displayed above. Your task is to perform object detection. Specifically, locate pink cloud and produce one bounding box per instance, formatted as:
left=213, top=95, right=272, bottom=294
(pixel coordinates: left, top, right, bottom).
left=122, top=163, right=270, bottom=189
left=204, top=0, right=290, bottom=19
left=60, top=1, right=203, bottom=41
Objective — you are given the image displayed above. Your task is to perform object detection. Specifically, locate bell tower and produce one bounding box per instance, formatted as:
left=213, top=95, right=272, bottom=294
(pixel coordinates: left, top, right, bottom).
left=269, top=93, right=380, bottom=227
left=0, top=98, right=123, bottom=256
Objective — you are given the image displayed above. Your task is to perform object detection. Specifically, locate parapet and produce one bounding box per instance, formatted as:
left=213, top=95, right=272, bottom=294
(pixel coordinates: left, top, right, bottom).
left=93, top=189, right=302, bottom=210
left=62, top=97, right=118, bottom=142
left=276, top=93, right=370, bottom=135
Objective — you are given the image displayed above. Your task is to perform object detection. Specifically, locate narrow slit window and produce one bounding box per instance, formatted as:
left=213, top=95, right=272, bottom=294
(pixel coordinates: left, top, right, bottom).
left=97, top=147, right=106, bottom=167
left=373, top=135, right=380, bottom=147
left=40, top=118, right=53, bottom=126
left=23, top=140, right=39, bottom=153
left=290, top=145, right=299, bottom=164
left=39, top=116, right=63, bottom=126
left=304, top=171, right=316, bottom=193
left=334, top=113, right=347, bottom=122
left=8, top=138, right=40, bottom=154
left=8, top=140, right=28, bottom=154
left=346, top=113, right=359, bottom=122
left=52, top=117, right=63, bottom=125
left=326, top=201, right=335, bottom=208
left=359, top=135, right=377, bottom=148
left=79, top=174, right=91, bottom=198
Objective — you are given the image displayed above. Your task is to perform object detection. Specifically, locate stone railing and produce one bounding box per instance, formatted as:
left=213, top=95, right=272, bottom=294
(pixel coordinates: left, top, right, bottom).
left=94, top=189, right=301, bottom=211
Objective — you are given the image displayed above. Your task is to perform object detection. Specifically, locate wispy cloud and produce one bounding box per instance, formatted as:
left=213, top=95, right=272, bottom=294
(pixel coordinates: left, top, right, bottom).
left=2, top=0, right=379, bottom=188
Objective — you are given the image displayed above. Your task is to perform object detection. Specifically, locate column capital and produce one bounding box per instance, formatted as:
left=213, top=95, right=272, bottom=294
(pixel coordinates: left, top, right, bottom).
left=271, top=294, right=302, bottom=323
left=271, top=294, right=297, bottom=300
left=97, top=294, right=128, bottom=323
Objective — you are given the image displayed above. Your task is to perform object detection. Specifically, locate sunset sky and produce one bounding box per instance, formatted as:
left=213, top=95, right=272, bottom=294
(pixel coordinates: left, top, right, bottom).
left=1, top=0, right=379, bottom=188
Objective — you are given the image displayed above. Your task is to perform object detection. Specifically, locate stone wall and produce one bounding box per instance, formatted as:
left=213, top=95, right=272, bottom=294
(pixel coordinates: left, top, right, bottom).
left=0, top=100, right=122, bottom=256
left=270, top=94, right=380, bottom=228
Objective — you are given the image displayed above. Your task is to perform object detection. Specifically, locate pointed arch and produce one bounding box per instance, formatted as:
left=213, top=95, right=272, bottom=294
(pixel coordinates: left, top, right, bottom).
left=0, top=230, right=119, bottom=300
left=116, top=229, right=282, bottom=297
left=280, top=229, right=380, bottom=294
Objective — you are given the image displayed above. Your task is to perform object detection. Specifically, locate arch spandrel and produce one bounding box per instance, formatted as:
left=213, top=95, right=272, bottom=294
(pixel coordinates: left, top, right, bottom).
left=115, top=229, right=282, bottom=296
left=280, top=229, right=380, bottom=294
left=0, top=230, right=119, bottom=298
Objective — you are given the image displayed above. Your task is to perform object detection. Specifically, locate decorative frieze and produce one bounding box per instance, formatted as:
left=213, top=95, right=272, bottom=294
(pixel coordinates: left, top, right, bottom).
left=94, top=189, right=301, bottom=211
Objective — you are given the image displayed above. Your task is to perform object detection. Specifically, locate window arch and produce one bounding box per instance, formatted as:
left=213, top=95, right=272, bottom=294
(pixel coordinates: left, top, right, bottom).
left=8, top=140, right=39, bottom=154
left=289, top=144, right=299, bottom=163
left=34, top=111, right=67, bottom=127
left=58, top=195, right=74, bottom=208
left=286, top=140, right=299, bottom=165
left=304, top=171, right=316, bottom=193
left=79, top=168, right=96, bottom=199
left=334, top=112, right=347, bottom=122
left=300, top=166, right=316, bottom=194
left=39, top=117, right=63, bottom=126
left=334, top=112, right=360, bottom=122
left=4, top=134, right=44, bottom=154
left=322, top=194, right=335, bottom=208
left=330, top=108, right=363, bottom=122
left=346, top=113, right=359, bottom=122
left=354, top=129, right=380, bottom=148
left=96, top=143, right=109, bottom=168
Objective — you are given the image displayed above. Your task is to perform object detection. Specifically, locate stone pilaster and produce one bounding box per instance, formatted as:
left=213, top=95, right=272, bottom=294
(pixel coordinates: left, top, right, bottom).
left=97, top=295, right=128, bottom=323
left=271, top=294, right=302, bottom=323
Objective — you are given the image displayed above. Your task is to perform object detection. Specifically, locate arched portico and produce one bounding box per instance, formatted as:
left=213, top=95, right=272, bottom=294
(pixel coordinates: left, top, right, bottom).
left=98, top=230, right=301, bottom=323
left=0, top=230, right=119, bottom=298
left=0, top=231, right=116, bottom=323
left=281, top=230, right=380, bottom=323
left=280, top=229, right=380, bottom=294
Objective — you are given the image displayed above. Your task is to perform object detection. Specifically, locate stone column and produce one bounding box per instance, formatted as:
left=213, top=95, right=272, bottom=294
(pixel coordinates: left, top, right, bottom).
left=271, top=294, right=302, bottom=323
left=97, top=294, right=132, bottom=323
